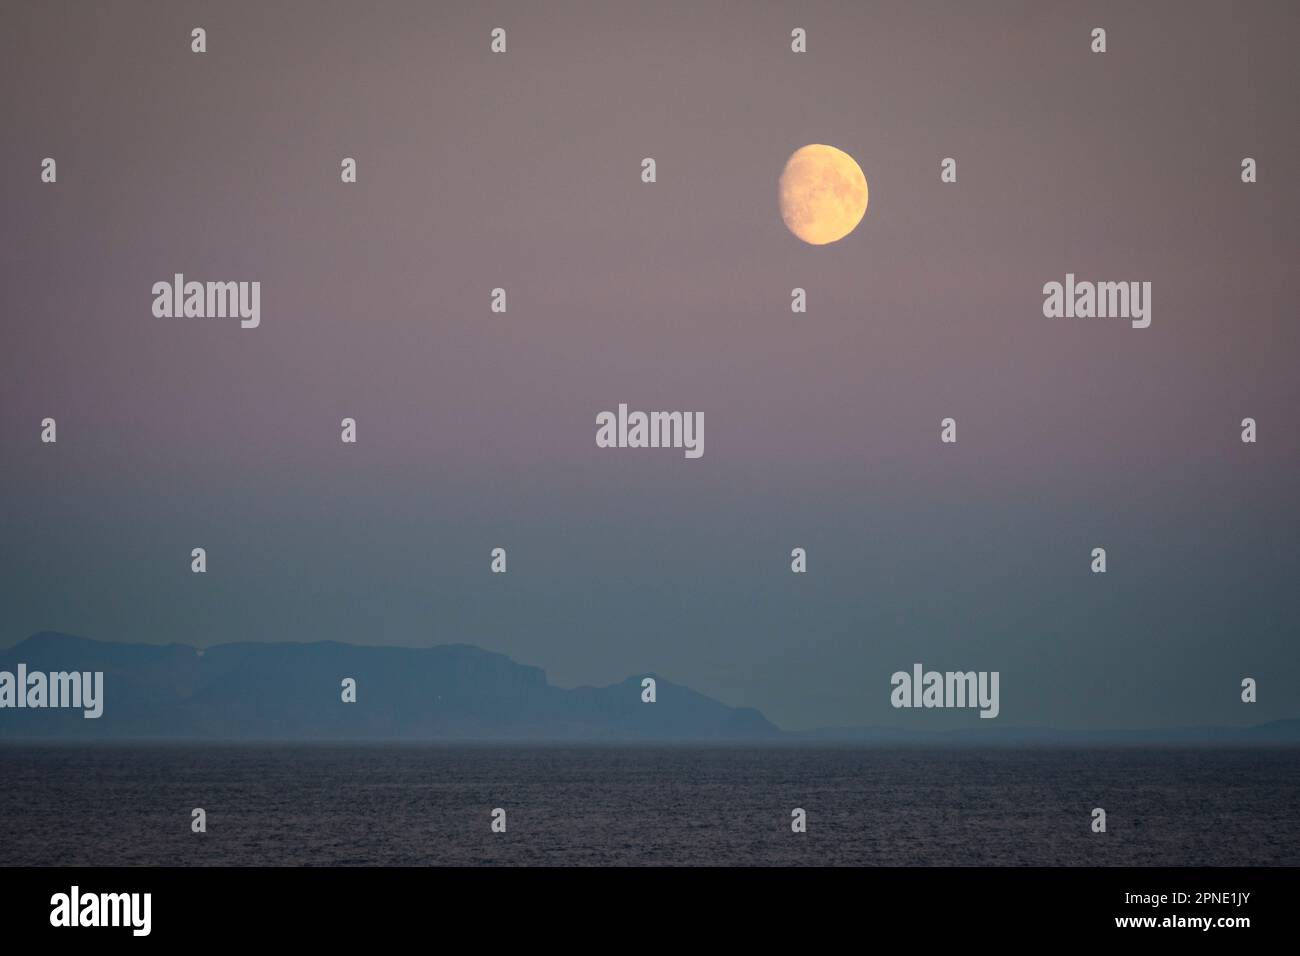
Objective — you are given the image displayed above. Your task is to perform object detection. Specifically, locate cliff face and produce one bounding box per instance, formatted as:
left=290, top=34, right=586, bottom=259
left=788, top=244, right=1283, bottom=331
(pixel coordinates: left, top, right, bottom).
left=0, top=632, right=779, bottom=740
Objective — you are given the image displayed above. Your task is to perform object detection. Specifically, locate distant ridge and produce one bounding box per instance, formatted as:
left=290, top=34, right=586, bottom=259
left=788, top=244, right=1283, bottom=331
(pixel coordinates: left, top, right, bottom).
left=784, top=718, right=1300, bottom=745
left=3, top=633, right=1296, bottom=744
left=0, top=632, right=777, bottom=741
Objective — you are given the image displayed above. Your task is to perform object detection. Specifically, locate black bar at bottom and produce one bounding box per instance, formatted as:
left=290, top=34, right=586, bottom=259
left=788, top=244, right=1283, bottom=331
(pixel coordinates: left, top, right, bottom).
left=0, top=866, right=1287, bottom=942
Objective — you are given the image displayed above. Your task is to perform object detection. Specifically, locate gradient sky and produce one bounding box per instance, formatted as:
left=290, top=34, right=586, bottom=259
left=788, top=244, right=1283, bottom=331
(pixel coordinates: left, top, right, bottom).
left=2, top=0, right=1297, bottom=731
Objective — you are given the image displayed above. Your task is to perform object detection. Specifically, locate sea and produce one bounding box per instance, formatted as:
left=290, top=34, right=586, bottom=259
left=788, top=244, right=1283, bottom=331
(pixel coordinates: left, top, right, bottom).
left=1, top=743, right=1297, bottom=866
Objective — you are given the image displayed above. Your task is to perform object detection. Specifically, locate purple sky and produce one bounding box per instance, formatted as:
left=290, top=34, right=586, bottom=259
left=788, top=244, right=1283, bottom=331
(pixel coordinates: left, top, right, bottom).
left=2, top=1, right=1297, bottom=730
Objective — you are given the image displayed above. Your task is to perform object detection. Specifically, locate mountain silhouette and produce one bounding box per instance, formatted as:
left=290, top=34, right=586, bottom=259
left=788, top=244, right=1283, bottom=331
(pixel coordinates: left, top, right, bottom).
left=4, top=632, right=1296, bottom=744
left=783, top=719, right=1300, bottom=744
left=0, top=632, right=778, bottom=740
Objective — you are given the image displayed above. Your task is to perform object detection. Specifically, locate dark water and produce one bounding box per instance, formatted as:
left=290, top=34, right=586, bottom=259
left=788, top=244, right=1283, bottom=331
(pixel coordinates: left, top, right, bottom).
left=1, top=744, right=1297, bottom=866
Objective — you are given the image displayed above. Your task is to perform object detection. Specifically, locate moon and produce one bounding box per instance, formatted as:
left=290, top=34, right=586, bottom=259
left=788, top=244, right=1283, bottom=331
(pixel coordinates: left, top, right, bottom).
left=779, top=144, right=869, bottom=245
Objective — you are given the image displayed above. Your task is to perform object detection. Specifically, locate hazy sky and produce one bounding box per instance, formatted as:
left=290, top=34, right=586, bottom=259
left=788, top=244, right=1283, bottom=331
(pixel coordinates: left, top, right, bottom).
left=2, top=1, right=1297, bottom=731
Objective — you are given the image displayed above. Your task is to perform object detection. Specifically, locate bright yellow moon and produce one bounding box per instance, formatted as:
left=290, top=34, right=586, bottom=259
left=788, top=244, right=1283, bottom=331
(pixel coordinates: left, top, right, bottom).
left=779, top=144, right=869, bottom=245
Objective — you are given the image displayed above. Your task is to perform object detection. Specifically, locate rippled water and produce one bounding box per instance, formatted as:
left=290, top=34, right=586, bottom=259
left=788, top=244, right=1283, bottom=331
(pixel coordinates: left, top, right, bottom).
left=1, top=744, right=1296, bottom=866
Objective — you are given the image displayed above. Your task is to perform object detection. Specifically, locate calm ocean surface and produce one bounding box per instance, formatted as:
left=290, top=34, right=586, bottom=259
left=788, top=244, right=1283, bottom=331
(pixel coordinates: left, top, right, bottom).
left=1, top=744, right=1297, bottom=866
